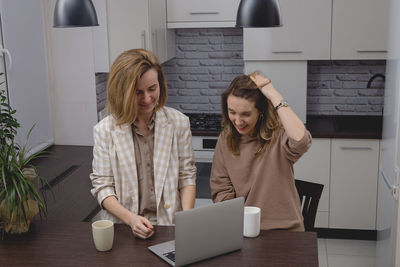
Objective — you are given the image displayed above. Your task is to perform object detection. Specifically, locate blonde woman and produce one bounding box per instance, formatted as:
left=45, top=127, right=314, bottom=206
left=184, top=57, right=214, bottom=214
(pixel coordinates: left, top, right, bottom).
left=90, top=49, right=196, bottom=239
left=210, top=72, right=311, bottom=231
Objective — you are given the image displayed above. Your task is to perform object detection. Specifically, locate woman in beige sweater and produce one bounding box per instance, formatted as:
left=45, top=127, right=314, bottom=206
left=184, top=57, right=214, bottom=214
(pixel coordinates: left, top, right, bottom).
left=210, top=72, right=312, bottom=231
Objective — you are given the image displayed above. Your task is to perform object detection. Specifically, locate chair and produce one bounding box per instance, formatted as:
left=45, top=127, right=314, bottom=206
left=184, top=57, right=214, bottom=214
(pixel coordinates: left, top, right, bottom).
left=294, top=179, right=324, bottom=232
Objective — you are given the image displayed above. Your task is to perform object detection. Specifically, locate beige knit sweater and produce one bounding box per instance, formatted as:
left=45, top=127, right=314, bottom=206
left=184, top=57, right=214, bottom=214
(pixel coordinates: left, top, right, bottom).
left=210, top=128, right=312, bottom=231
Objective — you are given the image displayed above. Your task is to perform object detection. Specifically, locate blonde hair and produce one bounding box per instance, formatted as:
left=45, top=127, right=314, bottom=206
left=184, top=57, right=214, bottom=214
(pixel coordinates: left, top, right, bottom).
left=106, top=49, right=168, bottom=125
left=221, top=74, right=281, bottom=156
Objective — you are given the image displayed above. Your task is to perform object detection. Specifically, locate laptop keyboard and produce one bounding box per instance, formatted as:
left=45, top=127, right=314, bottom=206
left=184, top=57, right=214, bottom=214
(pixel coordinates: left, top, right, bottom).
left=163, top=251, right=176, bottom=262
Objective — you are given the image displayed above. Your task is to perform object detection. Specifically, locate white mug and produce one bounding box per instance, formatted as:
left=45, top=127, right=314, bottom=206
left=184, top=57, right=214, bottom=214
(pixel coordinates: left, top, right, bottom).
left=243, top=206, right=261, bottom=238
left=92, top=220, right=114, bottom=251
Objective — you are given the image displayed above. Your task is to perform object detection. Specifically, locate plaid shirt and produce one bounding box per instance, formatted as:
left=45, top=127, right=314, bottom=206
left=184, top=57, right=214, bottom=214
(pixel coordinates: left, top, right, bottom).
left=90, top=107, right=196, bottom=225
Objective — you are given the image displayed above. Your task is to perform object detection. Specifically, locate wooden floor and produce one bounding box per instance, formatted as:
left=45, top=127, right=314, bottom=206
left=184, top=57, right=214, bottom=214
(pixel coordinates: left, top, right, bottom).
left=32, top=145, right=100, bottom=222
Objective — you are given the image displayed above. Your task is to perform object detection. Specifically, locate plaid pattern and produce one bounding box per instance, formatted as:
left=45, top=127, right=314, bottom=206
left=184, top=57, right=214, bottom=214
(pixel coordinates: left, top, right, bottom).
left=90, top=107, right=196, bottom=225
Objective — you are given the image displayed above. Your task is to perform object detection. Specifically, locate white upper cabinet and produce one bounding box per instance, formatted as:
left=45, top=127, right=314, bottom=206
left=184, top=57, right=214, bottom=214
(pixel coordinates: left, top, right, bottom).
left=244, top=0, right=390, bottom=61
left=148, top=0, right=176, bottom=63
left=167, top=0, right=240, bottom=28
left=107, top=0, right=148, bottom=65
left=107, top=0, right=174, bottom=65
left=244, top=0, right=331, bottom=60
left=331, top=0, right=390, bottom=60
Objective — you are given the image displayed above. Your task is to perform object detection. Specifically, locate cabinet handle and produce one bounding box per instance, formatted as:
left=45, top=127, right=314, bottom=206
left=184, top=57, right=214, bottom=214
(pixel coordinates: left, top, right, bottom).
left=272, top=51, right=303, bottom=54
left=340, top=146, right=372, bottom=151
left=189, top=12, right=219, bottom=15
left=357, top=50, right=387, bottom=53
left=152, top=30, right=158, bottom=55
left=0, top=45, right=12, bottom=70
left=141, top=31, right=147, bottom=50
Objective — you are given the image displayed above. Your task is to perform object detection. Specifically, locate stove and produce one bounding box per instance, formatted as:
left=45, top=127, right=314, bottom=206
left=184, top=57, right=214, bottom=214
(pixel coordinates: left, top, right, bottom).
left=186, top=113, right=223, bottom=199
left=186, top=113, right=222, bottom=132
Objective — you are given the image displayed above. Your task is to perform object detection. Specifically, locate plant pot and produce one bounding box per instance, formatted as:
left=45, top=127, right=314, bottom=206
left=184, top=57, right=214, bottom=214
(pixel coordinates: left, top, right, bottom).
left=1, top=222, right=36, bottom=240
left=0, top=199, right=39, bottom=234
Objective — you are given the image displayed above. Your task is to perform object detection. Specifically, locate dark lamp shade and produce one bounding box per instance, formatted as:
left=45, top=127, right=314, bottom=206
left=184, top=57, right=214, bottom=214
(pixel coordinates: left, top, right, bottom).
left=236, top=0, right=282, bottom=28
left=53, top=0, right=99, bottom=28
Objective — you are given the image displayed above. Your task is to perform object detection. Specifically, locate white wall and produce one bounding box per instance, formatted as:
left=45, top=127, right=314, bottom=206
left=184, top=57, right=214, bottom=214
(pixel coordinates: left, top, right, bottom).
left=43, top=0, right=98, bottom=146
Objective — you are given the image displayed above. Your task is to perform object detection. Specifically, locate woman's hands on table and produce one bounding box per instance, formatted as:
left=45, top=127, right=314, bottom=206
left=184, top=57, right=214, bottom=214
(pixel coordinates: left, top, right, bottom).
left=128, top=213, right=154, bottom=239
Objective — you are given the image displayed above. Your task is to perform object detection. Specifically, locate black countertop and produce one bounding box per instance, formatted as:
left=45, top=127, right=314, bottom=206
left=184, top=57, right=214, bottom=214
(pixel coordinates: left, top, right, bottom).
left=306, top=115, right=382, bottom=139
left=188, top=114, right=382, bottom=139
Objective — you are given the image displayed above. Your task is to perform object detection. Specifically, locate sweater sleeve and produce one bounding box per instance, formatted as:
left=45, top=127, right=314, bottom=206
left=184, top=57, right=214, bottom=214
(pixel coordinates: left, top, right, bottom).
left=280, top=128, right=312, bottom=163
left=210, top=136, right=236, bottom=202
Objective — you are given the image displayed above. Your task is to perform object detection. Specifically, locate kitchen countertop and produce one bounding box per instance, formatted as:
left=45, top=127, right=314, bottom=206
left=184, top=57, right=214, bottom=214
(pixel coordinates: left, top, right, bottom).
left=189, top=114, right=382, bottom=139
left=306, top=115, right=382, bottom=139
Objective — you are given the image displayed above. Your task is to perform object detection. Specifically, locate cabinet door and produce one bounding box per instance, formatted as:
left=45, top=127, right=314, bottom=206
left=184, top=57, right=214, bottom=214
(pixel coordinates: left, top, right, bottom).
left=295, top=139, right=331, bottom=228
left=167, top=0, right=240, bottom=28
left=107, top=0, right=149, bottom=65
left=149, top=0, right=175, bottom=63
left=244, top=61, right=307, bottom=123
left=330, top=139, right=379, bottom=229
left=243, top=0, right=331, bottom=60
left=331, top=0, right=389, bottom=59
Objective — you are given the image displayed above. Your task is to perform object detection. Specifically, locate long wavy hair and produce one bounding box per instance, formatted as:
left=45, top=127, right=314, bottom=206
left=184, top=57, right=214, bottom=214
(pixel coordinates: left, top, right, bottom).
left=106, top=49, right=168, bottom=125
left=221, top=74, right=282, bottom=156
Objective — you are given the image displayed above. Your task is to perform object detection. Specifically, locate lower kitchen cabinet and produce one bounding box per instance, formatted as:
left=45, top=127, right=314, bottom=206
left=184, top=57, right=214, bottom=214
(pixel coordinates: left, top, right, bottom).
left=329, top=139, right=380, bottom=229
left=295, top=138, right=331, bottom=228
left=295, top=138, right=380, bottom=230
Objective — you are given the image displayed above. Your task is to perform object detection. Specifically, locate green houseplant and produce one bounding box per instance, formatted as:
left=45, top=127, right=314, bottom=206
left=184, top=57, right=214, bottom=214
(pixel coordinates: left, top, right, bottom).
left=0, top=73, right=49, bottom=235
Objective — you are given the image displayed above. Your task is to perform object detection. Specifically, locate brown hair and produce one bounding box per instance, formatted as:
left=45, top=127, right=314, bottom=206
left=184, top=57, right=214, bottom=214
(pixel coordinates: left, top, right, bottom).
left=106, top=49, right=168, bottom=125
left=221, top=74, right=281, bottom=155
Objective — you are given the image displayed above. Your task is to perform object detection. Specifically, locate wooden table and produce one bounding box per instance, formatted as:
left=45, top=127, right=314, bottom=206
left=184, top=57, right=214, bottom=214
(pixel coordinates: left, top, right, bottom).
left=0, top=221, right=318, bottom=266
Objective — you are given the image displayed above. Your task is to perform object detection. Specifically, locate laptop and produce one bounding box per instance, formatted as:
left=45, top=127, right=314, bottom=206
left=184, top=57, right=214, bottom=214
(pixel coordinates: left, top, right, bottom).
left=148, top=197, right=244, bottom=266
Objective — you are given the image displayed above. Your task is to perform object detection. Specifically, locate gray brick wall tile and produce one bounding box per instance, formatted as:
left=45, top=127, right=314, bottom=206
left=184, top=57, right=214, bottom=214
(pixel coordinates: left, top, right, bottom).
left=333, top=89, right=358, bottom=97
left=342, top=81, right=369, bottom=89
left=208, top=52, right=235, bottom=58
left=358, top=89, right=384, bottom=96
left=189, top=96, right=210, bottom=104
left=330, top=81, right=342, bottom=89
left=308, top=89, right=334, bottom=96
left=177, top=89, right=200, bottom=96
left=94, top=29, right=386, bottom=117
left=199, top=59, right=224, bottom=66
left=307, top=60, right=386, bottom=116
left=175, top=30, right=200, bottom=37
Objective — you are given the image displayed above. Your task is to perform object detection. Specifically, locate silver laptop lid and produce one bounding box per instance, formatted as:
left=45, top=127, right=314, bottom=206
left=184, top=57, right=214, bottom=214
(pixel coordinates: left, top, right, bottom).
left=175, top=197, right=244, bottom=266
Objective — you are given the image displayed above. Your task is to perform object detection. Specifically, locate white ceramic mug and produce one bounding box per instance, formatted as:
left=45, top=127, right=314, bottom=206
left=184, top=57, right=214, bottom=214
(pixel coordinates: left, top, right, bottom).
left=243, top=206, right=261, bottom=238
left=92, top=220, right=114, bottom=251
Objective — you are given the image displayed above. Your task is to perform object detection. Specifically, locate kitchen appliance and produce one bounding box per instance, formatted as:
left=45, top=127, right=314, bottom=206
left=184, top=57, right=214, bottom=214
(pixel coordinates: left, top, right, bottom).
left=188, top=114, right=222, bottom=199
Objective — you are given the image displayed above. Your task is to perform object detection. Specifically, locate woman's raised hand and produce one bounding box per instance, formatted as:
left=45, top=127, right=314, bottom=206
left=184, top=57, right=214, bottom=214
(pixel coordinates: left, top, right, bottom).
left=250, top=72, right=282, bottom=106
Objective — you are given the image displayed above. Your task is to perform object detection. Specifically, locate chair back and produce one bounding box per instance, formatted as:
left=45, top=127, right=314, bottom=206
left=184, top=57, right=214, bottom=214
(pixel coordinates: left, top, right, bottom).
left=294, top=179, right=324, bottom=232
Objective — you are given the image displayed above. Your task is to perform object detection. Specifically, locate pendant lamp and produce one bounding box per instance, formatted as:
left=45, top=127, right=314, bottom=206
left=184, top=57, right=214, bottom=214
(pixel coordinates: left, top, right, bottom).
left=236, top=0, right=282, bottom=27
left=53, top=0, right=99, bottom=28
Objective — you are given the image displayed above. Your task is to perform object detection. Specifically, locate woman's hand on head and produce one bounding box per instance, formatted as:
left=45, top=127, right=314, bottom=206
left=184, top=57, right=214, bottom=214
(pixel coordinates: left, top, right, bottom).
left=129, top=213, right=155, bottom=239
left=250, top=72, right=271, bottom=89
left=250, top=73, right=283, bottom=106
